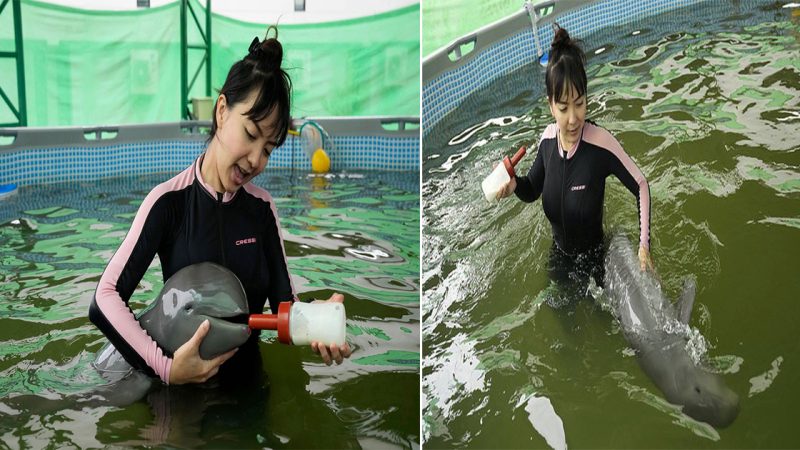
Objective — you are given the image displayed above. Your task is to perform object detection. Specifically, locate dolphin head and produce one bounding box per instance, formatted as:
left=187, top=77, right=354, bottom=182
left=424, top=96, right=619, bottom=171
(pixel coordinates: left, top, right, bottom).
left=139, top=262, right=251, bottom=360
left=672, top=363, right=740, bottom=428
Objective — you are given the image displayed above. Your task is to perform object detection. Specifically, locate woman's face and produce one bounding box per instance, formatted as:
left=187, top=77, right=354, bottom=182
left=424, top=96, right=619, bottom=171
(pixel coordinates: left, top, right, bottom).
left=548, top=84, right=586, bottom=150
left=212, top=90, right=280, bottom=193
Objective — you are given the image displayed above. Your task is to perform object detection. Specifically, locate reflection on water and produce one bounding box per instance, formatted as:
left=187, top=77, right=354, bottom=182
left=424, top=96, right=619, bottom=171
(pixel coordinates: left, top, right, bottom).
left=748, top=355, right=783, bottom=397
left=0, top=169, right=419, bottom=447
left=522, top=395, right=567, bottom=450
left=423, top=1, right=799, bottom=447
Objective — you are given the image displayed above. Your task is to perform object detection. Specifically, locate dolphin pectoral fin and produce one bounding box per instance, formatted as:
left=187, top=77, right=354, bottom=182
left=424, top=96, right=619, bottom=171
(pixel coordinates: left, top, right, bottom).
left=678, top=277, right=697, bottom=324
left=92, top=370, right=155, bottom=407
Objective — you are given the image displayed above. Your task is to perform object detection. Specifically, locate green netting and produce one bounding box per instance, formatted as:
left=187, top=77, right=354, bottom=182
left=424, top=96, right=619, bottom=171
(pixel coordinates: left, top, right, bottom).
left=0, top=0, right=419, bottom=127
left=423, top=0, right=555, bottom=58
left=422, top=0, right=520, bottom=58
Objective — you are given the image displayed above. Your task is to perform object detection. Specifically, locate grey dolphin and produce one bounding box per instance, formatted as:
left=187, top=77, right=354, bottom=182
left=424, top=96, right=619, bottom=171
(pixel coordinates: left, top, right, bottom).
left=602, top=233, right=739, bottom=428
left=0, top=262, right=252, bottom=420
left=92, top=262, right=251, bottom=405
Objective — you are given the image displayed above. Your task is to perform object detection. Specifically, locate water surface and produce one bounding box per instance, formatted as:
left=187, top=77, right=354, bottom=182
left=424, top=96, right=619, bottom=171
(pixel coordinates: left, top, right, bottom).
left=0, top=168, right=420, bottom=448
left=423, top=1, right=799, bottom=447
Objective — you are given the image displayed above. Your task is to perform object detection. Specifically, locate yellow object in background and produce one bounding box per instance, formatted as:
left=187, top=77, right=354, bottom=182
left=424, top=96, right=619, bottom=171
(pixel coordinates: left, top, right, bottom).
left=312, top=148, right=331, bottom=173
left=299, top=121, right=333, bottom=173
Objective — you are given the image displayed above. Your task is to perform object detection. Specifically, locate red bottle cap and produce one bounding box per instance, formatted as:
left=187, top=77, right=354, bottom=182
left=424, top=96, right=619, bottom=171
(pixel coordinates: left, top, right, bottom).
left=248, top=314, right=278, bottom=330
left=503, top=146, right=527, bottom=177
left=248, top=301, right=293, bottom=345
left=277, top=301, right=292, bottom=344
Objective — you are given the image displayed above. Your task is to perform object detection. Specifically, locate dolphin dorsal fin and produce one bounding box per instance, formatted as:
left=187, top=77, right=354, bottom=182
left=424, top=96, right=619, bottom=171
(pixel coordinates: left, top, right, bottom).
left=677, top=277, right=697, bottom=324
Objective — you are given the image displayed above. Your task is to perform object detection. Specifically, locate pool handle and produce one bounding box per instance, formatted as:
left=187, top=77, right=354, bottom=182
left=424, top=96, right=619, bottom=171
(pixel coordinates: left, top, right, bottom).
left=248, top=301, right=292, bottom=344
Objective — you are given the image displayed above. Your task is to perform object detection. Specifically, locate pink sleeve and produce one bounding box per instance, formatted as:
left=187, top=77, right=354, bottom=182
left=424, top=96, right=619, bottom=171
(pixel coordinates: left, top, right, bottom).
left=93, top=165, right=195, bottom=383
left=584, top=123, right=651, bottom=249
left=94, top=185, right=174, bottom=383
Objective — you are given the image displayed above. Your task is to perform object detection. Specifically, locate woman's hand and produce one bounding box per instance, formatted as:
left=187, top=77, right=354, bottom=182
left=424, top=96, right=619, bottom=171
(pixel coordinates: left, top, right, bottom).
left=169, top=320, right=238, bottom=385
left=638, top=245, right=655, bottom=273
left=497, top=176, right=517, bottom=200
left=310, top=293, right=353, bottom=365
left=492, top=162, right=517, bottom=200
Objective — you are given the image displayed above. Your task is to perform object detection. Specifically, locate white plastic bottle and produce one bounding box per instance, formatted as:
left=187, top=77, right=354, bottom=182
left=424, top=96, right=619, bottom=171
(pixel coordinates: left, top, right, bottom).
left=481, top=146, right=527, bottom=202
left=288, top=302, right=346, bottom=346
left=248, top=301, right=346, bottom=346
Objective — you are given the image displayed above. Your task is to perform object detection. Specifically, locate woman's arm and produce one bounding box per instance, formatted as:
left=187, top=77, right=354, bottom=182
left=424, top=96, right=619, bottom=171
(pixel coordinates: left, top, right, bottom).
left=89, top=187, right=175, bottom=383
left=496, top=144, right=545, bottom=201
left=258, top=188, right=299, bottom=311
left=89, top=182, right=235, bottom=384
left=513, top=145, right=546, bottom=202
left=253, top=185, right=351, bottom=365
left=602, top=134, right=654, bottom=271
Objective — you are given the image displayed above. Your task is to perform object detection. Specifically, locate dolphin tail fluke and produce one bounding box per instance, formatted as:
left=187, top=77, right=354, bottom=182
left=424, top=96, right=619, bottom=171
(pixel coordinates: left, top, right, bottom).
left=678, top=277, right=697, bottom=324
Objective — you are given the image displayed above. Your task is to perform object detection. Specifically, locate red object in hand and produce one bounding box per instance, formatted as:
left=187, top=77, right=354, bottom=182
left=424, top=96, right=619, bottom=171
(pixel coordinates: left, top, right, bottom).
left=502, top=146, right=527, bottom=177
left=248, top=301, right=292, bottom=344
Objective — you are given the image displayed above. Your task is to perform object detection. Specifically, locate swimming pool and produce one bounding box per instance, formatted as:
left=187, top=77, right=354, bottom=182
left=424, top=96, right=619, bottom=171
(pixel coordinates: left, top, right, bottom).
left=0, top=129, right=420, bottom=446
left=422, top=0, right=799, bottom=447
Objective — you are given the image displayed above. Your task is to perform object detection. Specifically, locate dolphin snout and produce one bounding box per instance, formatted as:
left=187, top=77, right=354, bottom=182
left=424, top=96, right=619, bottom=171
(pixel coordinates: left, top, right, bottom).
left=197, top=317, right=251, bottom=360
left=711, top=391, right=740, bottom=428
left=685, top=387, right=740, bottom=428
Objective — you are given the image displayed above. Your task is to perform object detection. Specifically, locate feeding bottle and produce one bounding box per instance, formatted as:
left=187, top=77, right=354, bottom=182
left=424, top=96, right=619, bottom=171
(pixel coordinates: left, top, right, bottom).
left=248, top=301, right=346, bottom=346
left=481, top=146, right=527, bottom=202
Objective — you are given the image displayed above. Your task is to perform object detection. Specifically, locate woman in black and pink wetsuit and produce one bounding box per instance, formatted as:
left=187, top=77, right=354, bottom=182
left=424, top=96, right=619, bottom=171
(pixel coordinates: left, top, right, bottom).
left=89, top=27, right=351, bottom=386
left=497, top=25, right=655, bottom=286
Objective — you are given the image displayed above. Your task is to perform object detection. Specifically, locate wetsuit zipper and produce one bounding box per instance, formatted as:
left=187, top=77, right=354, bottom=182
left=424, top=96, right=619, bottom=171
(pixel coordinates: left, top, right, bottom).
left=216, top=192, right=227, bottom=266
left=561, top=151, right=568, bottom=252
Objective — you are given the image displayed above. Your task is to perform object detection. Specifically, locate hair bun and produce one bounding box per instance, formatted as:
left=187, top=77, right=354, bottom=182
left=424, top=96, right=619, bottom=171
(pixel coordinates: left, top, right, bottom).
left=551, top=24, right=571, bottom=51
left=259, top=38, right=283, bottom=69
left=247, top=26, right=283, bottom=71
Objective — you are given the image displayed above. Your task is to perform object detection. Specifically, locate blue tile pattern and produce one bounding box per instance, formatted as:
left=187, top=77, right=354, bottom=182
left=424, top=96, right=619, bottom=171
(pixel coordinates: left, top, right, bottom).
left=423, top=29, right=537, bottom=138
left=0, top=134, right=419, bottom=186
left=423, top=0, right=707, bottom=136
left=271, top=135, right=420, bottom=172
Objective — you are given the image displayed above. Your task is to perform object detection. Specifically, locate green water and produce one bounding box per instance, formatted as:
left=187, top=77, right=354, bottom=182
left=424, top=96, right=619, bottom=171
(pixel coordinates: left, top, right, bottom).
left=423, top=1, right=799, bottom=447
left=0, top=169, right=420, bottom=447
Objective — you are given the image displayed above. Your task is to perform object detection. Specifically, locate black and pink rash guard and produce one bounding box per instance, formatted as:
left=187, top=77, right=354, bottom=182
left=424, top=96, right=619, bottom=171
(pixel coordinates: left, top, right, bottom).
left=514, top=121, right=651, bottom=254
left=89, top=154, right=297, bottom=384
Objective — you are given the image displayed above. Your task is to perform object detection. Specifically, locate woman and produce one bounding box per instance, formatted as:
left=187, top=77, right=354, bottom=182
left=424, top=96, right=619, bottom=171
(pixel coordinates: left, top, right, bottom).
left=89, top=27, right=350, bottom=386
left=497, top=25, right=655, bottom=287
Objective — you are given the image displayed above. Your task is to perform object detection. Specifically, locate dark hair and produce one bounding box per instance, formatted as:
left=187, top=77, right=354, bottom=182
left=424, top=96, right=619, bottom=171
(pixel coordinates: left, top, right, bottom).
left=545, top=24, right=587, bottom=103
left=209, top=25, right=292, bottom=148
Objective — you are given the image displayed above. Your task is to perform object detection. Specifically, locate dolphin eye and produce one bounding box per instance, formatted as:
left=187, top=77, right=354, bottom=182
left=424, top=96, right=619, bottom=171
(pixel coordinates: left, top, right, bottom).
left=184, top=304, right=192, bottom=311
left=695, top=386, right=701, bottom=394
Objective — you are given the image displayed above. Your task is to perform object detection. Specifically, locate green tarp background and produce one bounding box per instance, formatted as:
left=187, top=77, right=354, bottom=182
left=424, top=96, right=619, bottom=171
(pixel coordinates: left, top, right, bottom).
left=0, top=0, right=420, bottom=127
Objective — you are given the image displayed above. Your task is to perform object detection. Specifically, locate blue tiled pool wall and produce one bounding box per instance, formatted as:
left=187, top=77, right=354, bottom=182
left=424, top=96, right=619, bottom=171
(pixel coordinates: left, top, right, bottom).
left=0, top=170, right=420, bottom=224
left=422, top=29, right=537, bottom=138
left=280, top=135, right=420, bottom=172
left=0, top=134, right=419, bottom=187
left=422, top=0, right=710, bottom=136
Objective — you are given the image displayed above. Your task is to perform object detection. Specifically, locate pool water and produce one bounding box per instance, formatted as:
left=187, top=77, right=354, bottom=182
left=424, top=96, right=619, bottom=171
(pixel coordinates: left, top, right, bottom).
left=423, top=1, right=799, bottom=447
left=0, top=168, right=420, bottom=448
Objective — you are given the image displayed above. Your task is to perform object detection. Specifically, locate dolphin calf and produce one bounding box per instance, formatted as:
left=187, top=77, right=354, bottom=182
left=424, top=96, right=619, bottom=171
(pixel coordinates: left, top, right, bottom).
left=91, top=262, right=252, bottom=405
left=601, top=234, right=739, bottom=428
left=0, top=262, right=252, bottom=421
